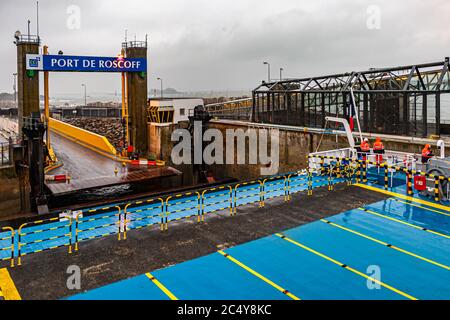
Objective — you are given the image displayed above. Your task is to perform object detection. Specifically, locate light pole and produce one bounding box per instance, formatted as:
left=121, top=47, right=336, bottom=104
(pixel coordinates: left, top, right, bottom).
left=280, top=68, right=284, bottom=81
left=263, top=61, right=271, bottom=82
left=81, top=84, right=87, bottom=106
left=157, top=77, right=163, bottom=99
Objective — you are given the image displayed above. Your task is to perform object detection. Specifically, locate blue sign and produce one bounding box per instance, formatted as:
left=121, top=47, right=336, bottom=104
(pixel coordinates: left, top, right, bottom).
left=26, top=54, right=147, bottom=73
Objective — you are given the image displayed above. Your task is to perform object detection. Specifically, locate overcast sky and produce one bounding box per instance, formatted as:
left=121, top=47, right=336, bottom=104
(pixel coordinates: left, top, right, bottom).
left=0, top=0, right=449, bottom=95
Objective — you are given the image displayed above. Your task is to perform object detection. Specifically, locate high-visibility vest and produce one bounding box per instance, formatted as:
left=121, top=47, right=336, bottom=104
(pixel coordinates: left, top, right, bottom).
left=422, top=149, right=432, bottom=158
left=373, top=142, right=384, bottom=151
left=360, top=142, right=370, bottom=152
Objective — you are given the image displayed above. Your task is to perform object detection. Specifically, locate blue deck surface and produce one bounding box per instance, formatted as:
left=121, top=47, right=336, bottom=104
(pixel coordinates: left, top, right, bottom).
left=2, top=168, right=449, bottom=300
left=68, top=192, right=450, bottom=300
left=68, top=274, right=170, bottom=300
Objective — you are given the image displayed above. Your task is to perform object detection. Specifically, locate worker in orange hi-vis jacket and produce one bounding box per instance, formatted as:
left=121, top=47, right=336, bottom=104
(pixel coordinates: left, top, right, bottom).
left=373, top=137, right=385, bottom=164
left=421, top=144, right=433, bottom=164
left=360, top=138, right=370, bottom=161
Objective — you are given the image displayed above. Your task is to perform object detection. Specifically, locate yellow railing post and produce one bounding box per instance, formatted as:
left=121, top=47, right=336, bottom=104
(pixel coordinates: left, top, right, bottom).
left=336, top=161, right=341, bottom=179
left=308, top=168, right=313, bottom=196
left=200, top=190, right=207, bottom=222
left=260, top=180, right=266, bottom=208
left=67, top=217, right=73, bottom=254
left=196, top=192, right=203, bottom=223
left=17, top=223, right=27, bottom=266
left=164, top=196, right=172, bottom=231
left=228, top=186, right=233, bottom=216
left=75, top=212, right=82, bottom=252
left=115, top=206, right=122, bottom=241
left=234, top=184, right=240, bottom=215
left=1, top=227, right=15, bottom=268
left=287, top=174, right=293, bottom=201
left=123, top=203, right=132, bottom=240
left=282, top=176, right=288, bottom=202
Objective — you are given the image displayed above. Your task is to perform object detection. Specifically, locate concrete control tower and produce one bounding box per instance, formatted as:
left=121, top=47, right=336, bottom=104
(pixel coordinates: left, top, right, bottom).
left=124, top=39, right=149, bottom=154
left=14, top=31, right=40, bottom=133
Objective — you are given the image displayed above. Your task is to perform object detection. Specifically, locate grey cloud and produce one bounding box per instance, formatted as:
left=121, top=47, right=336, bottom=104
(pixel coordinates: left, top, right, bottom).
left=0, top=0, right=449, bottom=94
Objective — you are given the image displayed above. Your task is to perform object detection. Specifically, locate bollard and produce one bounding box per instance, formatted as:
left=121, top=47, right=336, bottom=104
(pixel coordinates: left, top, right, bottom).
left=407, top=172, right=413, bottom=196
left=435, top=176, right=440, bottom=202
left=363, top=160, right=367, bottom=183
left=384, top=164, right=389, bottom=190
left=356, top=160, right=361, bottom=183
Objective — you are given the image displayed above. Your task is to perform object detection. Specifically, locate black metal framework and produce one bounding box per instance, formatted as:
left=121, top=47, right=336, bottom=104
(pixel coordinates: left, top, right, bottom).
left=253, top=58, right=450, bottom=137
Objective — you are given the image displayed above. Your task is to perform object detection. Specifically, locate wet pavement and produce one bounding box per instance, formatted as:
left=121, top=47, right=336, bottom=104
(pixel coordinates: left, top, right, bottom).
left=1, top=184, right=388, bottom=300
left=47, top=132, right=180, bottom=196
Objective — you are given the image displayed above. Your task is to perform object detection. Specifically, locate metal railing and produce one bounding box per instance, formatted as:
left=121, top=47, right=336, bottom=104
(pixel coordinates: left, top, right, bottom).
left=0, top=161, right=406, bottom=267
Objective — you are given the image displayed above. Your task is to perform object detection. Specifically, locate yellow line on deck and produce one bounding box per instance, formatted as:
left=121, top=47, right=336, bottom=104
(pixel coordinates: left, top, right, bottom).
left=217, top=250, right=300, bottom=300
left=321, top=219, right=450, bottom=271
left=274, top=234, right=417, bottom=300
left=0, top=268, right=21, bottom=300
left=354, top=184, right=450, bottom=212
left=359, top=208, right=450, bottom=240
left=390, top=198, right=450, bottom=217
left=145, top=273, right=178, bottom=300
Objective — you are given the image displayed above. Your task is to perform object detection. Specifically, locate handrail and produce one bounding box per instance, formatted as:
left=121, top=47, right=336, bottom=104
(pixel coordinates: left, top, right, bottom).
left=18, top=217, right=72, bottom=266
left=201, top=186, right=233, bottom=220
left=164, top=192, right=201, bottom=231
left=123, top=198, right=165, bottom=236
left=0, top=227, right=15, bottom=268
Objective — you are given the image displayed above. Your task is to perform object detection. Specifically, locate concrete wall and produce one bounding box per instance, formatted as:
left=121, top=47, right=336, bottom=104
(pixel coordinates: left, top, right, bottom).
left=149, top=123, right=195, bottom=186
left=148, top=120, right=449, bottom=182
left=0, top=166, right=21, bottom=219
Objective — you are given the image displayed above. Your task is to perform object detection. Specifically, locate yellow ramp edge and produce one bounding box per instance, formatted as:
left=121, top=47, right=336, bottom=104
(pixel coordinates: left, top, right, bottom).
left=354, top=183, right=450, bottom=212
left=49, top=117, right=118, bottom=157
left=0, top=268, right=21, bottom=300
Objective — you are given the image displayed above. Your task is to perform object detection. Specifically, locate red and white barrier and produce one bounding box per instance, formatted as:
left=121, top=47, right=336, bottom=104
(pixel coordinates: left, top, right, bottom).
left=130, top=160, right=157, bottom=167
left=45, top=174, right=70, bottom=182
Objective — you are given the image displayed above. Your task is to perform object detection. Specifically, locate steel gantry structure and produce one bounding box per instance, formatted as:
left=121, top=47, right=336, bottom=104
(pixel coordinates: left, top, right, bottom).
left=252, top=58, right=450, bottom=137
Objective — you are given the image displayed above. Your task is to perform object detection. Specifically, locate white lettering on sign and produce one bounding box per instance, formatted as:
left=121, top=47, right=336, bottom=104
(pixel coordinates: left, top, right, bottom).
left=34, top=55, right=145, bottom=71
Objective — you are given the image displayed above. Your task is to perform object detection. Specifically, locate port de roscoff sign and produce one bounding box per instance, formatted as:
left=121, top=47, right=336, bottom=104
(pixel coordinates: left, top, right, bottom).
left=26, top=54, right=147, bottom=73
